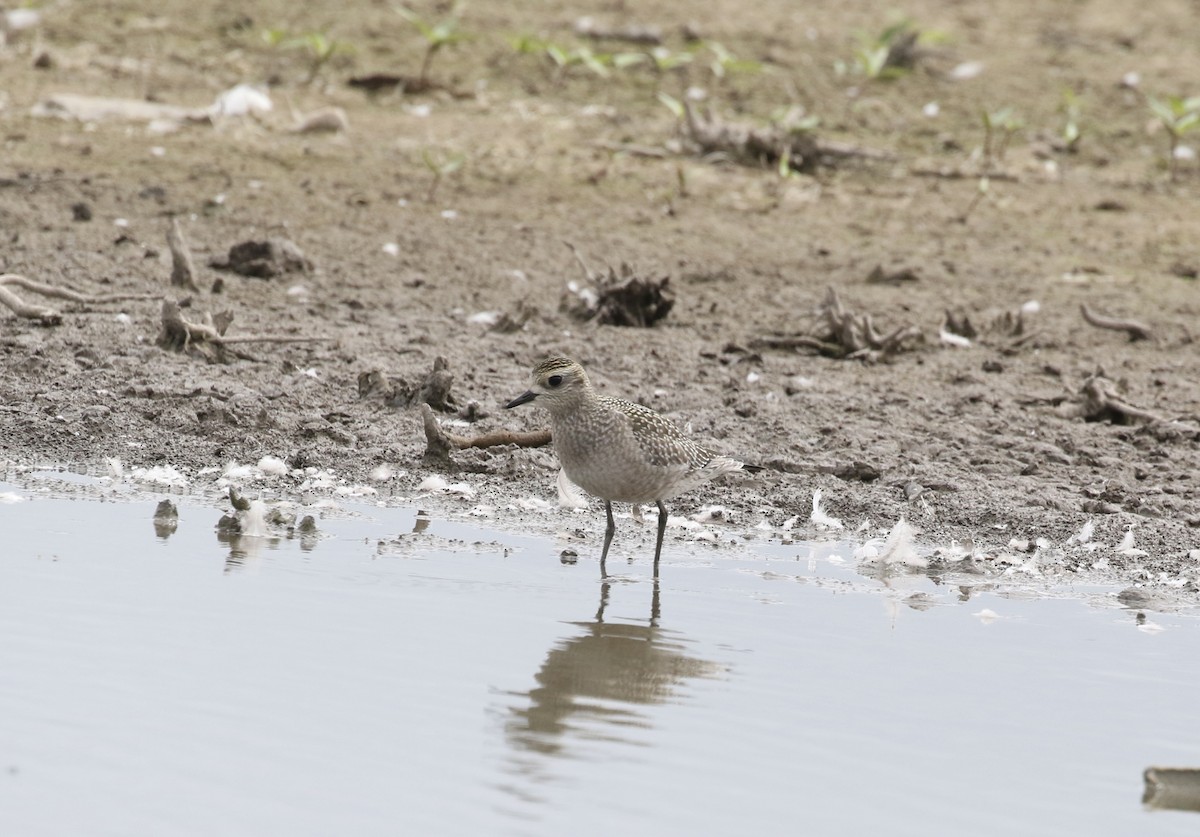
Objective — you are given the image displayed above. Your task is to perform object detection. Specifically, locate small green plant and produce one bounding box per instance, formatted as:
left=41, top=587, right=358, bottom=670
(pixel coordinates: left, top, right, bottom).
left=958, top=175, right=991, bottom=223
left=396, top=4, right=468, bottom=89
left=1060, top=89, right=1083, bottom=153
left=261, top=28, right=353, bottom=83
left=646, top=46, right=692, bottom=75
left=287, top=32, right=353, bottom=83
left=544, top=43, right=612, bottom=81
left=656, top=90, right=685, bottom=120
left=981, top=106, right=1022, bottom=164
left=421, top=148, right=466, bottom=202
left=1148, top=94, right=1200, bottom=180
left=847, top=20, right=920, bottom=80
left=703, top=41, right=762, bottom=80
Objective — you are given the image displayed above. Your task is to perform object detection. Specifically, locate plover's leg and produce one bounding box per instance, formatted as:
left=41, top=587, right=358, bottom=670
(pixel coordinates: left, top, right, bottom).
left=599, top=500, right=616, bottom=574
left=653, top=500, right=668, bottom=571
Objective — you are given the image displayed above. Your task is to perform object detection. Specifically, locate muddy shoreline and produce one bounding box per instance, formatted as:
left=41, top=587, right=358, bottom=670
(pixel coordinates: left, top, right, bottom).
left=1, top=1, right=1198, bottom=596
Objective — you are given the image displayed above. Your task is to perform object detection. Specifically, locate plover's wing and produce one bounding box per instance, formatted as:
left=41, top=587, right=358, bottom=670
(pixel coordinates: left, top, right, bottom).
left=600, top=395, right=711, bottom=469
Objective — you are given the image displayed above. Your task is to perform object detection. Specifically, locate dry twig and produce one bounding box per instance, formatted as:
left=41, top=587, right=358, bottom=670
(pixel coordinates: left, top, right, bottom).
left=167, top=218, right=201, bottom=292
left=680, top=101, right=893, bottom=173
left=157, top=299, right=331, bottom=362
left=0, top=273, right=159, bottom=325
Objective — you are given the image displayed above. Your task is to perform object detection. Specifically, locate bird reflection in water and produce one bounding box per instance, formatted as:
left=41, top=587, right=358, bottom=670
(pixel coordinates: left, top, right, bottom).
left=504, top=580, right=723, bottom=759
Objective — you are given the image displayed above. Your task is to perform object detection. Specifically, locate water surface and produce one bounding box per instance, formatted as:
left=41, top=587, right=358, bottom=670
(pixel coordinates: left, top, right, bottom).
left=1, top=479, right=1197, bottom=836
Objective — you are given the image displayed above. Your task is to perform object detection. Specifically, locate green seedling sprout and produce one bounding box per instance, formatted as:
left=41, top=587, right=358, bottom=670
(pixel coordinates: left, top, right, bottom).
left=1060, top=89, right=1083, bottom=152
left=847, top=19, right=921, bottom=80
left=959, top=175, right=990, bottom=223
left=656, top=91, right=685, bottom=120
left=395, top=4, right=467, bottom=89
left=647, top=46, right=692, bottom=74
left=544, top=43, right=611, bottom=81
left=981, top=106, right=1022, bottom=164
left=704, top=41, right=761, bottom=81
left=282, top=32, right=353, bottom=83
left=1148, top=94, right=1200, bottom=180
left=422, top=149, right=466, bottom=203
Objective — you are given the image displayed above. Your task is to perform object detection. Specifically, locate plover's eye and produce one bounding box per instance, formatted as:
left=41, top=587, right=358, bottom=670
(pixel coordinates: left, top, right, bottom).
left=547, top=374, right=563, bottom=388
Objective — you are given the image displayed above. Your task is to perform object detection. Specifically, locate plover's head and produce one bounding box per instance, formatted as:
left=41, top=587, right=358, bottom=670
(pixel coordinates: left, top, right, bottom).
left=504, top=357, right=591, bottom=413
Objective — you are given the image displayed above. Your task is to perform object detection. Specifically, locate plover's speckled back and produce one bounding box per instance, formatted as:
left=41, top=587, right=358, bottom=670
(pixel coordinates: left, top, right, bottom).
left=505, top=357, right=749, bottom=571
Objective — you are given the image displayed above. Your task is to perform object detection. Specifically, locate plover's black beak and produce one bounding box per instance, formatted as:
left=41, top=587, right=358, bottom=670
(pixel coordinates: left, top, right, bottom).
left=505, top=390, right=538, bottom=409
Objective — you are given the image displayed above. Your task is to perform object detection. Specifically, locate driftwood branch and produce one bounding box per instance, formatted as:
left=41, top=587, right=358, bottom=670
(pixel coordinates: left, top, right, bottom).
left=420, top=403, right=550, bottom=457
left=0, top=273, right=160, bottom=325
left=1080, top=303, right=1152, bottom=341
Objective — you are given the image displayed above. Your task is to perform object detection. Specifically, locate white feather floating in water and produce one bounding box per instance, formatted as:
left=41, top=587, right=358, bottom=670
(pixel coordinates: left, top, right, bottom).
left=861, top=517, right=927, bottom=567
left=810, top=489, right=843, bottom=530
left=241, top=499, right=269, bottom=538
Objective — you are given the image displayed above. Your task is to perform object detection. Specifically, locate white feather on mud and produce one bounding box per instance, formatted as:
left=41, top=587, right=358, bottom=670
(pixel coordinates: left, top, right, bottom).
left=939, top=328, right=972, bottom=348
left=418, top=474, right=475, bottom=498
left=1115, top=528, right=1147, bottom=557
left=1069, top=519, right=1095, bottom=545
left=810, top=489, right=843, bottom=530
left=514, top=496, right=554, bottom=513
left=692, top=505, right=732, bottom=523
left=128, top=464, right=189, bottom=487
left=369, top=464, right=397, bottom=482
left=556, top=469, right=588, bottom=509
left=257, top=456, right=288, bottom=476
left=334, top=484, right=377, bottom=497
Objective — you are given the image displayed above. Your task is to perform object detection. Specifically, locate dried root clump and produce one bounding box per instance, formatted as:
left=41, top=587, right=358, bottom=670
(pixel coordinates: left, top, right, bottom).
left=1064, top=374, right=1163, bottom=425
left=941, top=302, right=1042, bottom=353
left=156, top=300, right=239, bottom=361
left=562, top=243, right=673, bottom=327
left=752, top=287, right=923, bottom=361
left=212, top=237, right=313, bottom=279
left=359, top=356, right=458, bottom=412
left=679, top=101, right=893, bottom=174
left=157, top=300, right=331, bottom=363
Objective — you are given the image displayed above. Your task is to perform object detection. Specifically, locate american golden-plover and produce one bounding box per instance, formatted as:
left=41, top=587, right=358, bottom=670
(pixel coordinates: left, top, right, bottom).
left=505, top=356, right=749, bottom=571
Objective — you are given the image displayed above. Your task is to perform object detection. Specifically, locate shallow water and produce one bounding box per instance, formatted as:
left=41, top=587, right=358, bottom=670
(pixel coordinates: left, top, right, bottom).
left=1, top=477, right=1198, bottom=836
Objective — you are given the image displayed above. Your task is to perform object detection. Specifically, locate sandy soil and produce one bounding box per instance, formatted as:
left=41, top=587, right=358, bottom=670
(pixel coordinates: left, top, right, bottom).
left=1, top=1, right=1198, bottom=596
